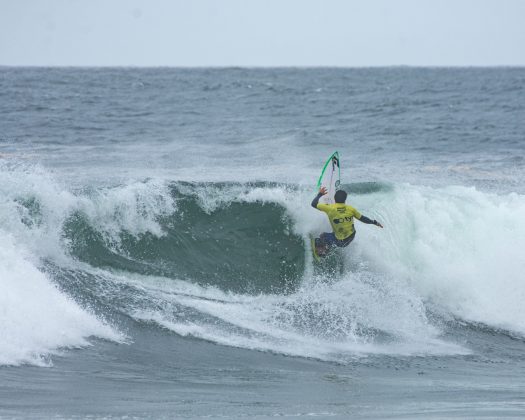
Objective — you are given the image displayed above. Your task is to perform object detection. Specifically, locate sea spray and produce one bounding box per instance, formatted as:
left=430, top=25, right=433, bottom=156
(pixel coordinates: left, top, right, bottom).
left=356, top=183, right=525, bottom=334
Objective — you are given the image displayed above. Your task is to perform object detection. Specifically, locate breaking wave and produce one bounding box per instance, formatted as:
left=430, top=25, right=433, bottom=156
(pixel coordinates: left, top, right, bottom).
left=2, top=162, right=525, bottom=365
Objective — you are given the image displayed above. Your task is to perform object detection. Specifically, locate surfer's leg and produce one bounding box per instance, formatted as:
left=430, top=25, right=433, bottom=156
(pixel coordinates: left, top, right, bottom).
left=317, top=232, right=336, bottom=256
left=320, top=232, right=337, bottom=246
left=314, top=237, right=325, bottom=254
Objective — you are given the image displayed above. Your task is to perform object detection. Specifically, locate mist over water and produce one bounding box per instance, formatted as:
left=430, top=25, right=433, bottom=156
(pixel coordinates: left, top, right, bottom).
left=1, top=67, right=525, bottom=419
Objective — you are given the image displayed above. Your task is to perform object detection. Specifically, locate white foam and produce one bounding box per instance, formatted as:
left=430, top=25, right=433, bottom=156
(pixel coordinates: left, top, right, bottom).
left=0, top=232, right=123, bottom=366
left=0, top=163, right=168, bottom=366
left=0, top=162, right=176, bottom=259
left=353, top=184, right=525, bottom=335
left=77, top=179, right=177, bottom=244
left=0, top=163, right=79, bottom=262
left=117, top=269, right=467, bottom=362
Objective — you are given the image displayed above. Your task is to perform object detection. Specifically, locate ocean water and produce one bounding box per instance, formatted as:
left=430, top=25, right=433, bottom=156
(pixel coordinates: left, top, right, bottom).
left=1, top=67, right=524, bottom=419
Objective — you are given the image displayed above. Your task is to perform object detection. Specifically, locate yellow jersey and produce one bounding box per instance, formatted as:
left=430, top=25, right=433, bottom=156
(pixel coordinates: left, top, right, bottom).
left=316, top=203, right=362, bottom=240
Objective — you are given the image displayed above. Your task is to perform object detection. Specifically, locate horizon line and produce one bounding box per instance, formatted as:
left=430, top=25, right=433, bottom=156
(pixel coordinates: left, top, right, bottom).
left=1, top=64, right=525, bottom=69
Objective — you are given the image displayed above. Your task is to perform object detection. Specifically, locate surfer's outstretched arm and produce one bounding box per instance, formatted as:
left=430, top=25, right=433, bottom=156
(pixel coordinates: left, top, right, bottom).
left=358, top=215, right=383, bottom=228
left=311, top=187, right=327, bottom=209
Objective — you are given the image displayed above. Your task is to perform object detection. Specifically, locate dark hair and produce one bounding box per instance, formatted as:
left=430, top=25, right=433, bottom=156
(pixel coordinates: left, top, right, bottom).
left=334, top=190, right=347, bottom=203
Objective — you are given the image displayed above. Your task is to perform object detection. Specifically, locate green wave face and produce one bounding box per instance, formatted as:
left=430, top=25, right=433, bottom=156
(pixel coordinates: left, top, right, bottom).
left=63, top=183, right=305, bottom=294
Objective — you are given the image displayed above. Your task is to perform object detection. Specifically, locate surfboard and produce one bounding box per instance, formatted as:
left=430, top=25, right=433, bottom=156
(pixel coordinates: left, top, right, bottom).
left=310, top=236, right=320, bottom=262
left=311, top=151, right=341, bottom=260
left=316, top=151, right=340, bottom=205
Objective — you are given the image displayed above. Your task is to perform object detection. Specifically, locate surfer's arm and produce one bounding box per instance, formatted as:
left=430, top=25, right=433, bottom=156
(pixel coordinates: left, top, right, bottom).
left=358, top=215, right=384, bottom=228
left=311, top=187, right=328, bottom=209
left=311, top=193, right=323, bottom=209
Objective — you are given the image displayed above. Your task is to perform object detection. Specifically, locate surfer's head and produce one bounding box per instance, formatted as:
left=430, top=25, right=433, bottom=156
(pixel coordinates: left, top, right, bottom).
left=334, top=190, right=347, bottom=203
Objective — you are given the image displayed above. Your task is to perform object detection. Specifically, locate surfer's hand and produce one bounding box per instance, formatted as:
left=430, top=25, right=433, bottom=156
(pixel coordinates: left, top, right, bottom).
left=375, top=220, right=384, bottom=228
left=319, top=186, right=328, bottom=195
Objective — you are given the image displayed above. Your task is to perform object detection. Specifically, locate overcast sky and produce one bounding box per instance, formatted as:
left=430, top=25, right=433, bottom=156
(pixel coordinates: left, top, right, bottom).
left=1, top=0, right=524, bottom=66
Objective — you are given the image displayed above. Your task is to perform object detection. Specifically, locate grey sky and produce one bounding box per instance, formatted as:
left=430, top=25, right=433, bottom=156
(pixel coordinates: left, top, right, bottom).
left=1, top=0, right=524, bottom=66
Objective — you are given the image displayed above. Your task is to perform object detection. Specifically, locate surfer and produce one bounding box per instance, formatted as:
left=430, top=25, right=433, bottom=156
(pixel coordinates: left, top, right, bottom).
left=311, top=187, right=383, bottom=257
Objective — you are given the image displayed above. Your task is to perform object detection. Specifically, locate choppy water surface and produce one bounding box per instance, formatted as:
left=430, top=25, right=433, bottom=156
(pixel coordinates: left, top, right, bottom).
left=1, top=67, right=525, bottom=419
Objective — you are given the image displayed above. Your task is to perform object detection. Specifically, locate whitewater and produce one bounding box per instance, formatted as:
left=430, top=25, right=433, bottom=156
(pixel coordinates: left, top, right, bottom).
left=1, top=67, right=524, bottom=419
